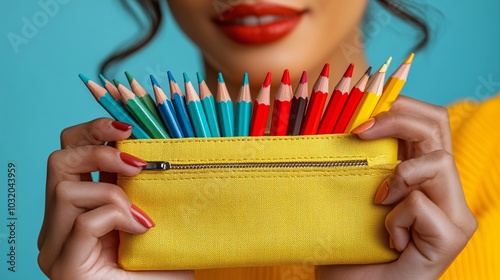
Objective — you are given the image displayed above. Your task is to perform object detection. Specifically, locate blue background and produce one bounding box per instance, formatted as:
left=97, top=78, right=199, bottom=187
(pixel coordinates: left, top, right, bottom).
left=1, top=0, right=499, bottom=279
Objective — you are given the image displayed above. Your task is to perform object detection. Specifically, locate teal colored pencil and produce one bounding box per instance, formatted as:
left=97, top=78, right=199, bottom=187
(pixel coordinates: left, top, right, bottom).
left=78, top=74, right=150, bottom=139
left=235, top=73, right=252, bottom=136
left=125, top=71, right=163, bottom=122
left=197, top=72, right=220, bottom=137
left=215, top=73, right=234, bottom=137
left=183, top=73, right=211, bottom=137
left=117, top=84, right=170, bottom=139
left=98, top=74, right=125, bottom=108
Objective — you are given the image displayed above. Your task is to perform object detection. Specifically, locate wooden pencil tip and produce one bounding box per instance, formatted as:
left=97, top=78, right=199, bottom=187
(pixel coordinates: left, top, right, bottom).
left=218, top=72, right=225, bottom=83
left=385, top=57, right=393, bottom=68
left=380, top=63, right=389, bottom=73
left=282, top=69, right=291, bottom=86
left=300, top=71, right=307, bottom=83
left=124, top=71, right=134, bottom=83
left=365, top=66, right=372, bottom=76
left=167, top=71, right=176, bottom=83
left=242, top=72, right=249, bottom=86
left=344, top=64, right=354, bottom=78
left=150, top=75, right=160, bottom=88
left=113, top=79, right=121, bottom=87
left=196, top=72, right=204, bottom=83
left=183, top=72, right=191, bottom=84
left=78, top=73, right=90, bottom=85
left=98, top=73, right=107, bottom=85
left=320, top=63, right=330, bottom=78
left=263, top=72, right=272, bottom=87
left=404, top=53, right=415, bottom=64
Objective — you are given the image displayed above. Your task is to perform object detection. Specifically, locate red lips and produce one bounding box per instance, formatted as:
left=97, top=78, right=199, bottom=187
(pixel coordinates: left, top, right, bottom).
left=213, top=3, right=305, bottom=45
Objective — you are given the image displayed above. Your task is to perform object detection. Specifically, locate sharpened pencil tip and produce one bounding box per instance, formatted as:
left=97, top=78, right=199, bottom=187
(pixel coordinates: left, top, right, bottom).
left=300, top=71, right=307, bottom=83
left=98, top=74, right=107, bottom=85
left=344, top=64, right=354, bottom=78
left=404, top=53, right=415, bottom=64
left=282, top=69, right=291, bottom=86
left=78, top=73, right=91, bottom=85
left=167, top=71, right=176, bottom=83
left=242, top=72, right=249, bottom=86
left=320, top=63, right=330, bottom=78
left=150, top=75, right=160, bottom=88
left=380, top=63, right=389, bottom=73
left=263, top=72, right=272, bottom=87
left=124, top=71, right=134, bottom=83
left=113, top=79, right=121, bottom=87
left=196, top=72, right=204, bottom=83
left=365, top=67, right=372, bottom=76
left=183, top=72, right=190, bottom=83
left=218, top=72, right=225, bottom=83
left=385, top=57, right=393, bottom=67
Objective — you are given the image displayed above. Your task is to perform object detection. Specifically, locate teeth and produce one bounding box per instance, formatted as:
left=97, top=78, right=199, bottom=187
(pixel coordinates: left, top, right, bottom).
left=233, top=15, right=287, bottom=26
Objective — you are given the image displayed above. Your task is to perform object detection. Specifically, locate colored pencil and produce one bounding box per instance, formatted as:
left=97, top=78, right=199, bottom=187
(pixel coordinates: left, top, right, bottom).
left=215, top=73, right=235, bottom=137
left=117, top=83, right=170, bottom=139
left=183, top=73, right=211, bottom=137
left=197, top=72, right=221, bottom=137
left=79, top=74, right=151, bottom=139
left=317, top=64, right=354, bottom=134
left=287, top=71, right=308, bottom=135
left=235, top=73, right=252, bottom=136
left=124, top=71, right=162, bottom=122
left=168, top=71, right=195, bottom=138
left=371, top=53, right=414, bottom=117
left=300, top=63, right=330, bottom=135
left=333, top=67, right=371, bottom=134
left=270, top=69, right=293, bottom=136
left=98, top=74, right=124, bottom=107
left=249, top=72, right=272, bottom=136
left=151, top=75, right=184, bottom=138
left=345, top=57, right=391, bottom=133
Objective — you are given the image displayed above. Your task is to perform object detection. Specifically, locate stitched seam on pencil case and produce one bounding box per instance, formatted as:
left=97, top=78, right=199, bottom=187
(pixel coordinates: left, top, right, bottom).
left=156, top=156, right=373, bottom=163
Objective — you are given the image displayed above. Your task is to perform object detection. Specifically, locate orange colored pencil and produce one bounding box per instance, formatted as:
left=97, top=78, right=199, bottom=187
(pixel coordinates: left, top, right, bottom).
left=300, top=63, right=330, bottom=135
left=270, top=69, right=293, bottom=136
left=317, top=64, right=354, bottom=134
left=249, top=72, right=272, bottom=136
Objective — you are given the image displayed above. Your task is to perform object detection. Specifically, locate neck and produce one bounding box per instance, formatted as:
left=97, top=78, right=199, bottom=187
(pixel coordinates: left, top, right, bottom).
left=203, top=28, right=369, bottom=100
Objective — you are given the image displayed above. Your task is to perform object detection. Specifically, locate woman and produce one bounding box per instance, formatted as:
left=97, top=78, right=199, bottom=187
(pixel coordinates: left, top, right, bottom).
left=38, top=0, right=497, bottom=279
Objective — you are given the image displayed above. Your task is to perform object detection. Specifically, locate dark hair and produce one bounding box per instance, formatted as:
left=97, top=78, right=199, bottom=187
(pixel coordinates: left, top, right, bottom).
left=100, top=0, right=430, bottom=76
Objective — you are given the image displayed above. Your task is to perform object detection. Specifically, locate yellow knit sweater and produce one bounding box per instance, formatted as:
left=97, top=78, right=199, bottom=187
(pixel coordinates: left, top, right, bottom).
left=196, top=94, right=500, bottom=280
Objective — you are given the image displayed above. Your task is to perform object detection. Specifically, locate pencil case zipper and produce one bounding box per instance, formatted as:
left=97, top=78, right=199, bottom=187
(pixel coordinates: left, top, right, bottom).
left=144, top=159, right=369, bottom=171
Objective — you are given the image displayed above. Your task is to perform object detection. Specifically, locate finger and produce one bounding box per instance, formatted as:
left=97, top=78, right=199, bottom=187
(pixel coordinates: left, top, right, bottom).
left=38, top=182, right=139, bottom=274
left=60, top=118, right=133, bottom=149
left=127, top=271, right=194, bottom=280
left=390, top=96, right=452, bottom=154
left=375, top=150, right=477, bottom=235
left=353, top=111, right=445, bottom=156
left=385, top=191, right=468, bottom=276
left=55, top=204, right=153, bottom=273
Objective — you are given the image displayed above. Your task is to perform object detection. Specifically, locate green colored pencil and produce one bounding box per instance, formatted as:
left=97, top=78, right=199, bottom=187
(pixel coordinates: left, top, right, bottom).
left=235, top=73, right=252, bottom=136
left=117, top=84, right=170, bottom=139
left=125, top=71, right=162, bottom=122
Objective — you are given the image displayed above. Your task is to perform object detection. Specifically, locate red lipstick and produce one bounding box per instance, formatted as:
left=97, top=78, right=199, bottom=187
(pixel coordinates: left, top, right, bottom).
left=213, top=3, right=305, bottom=45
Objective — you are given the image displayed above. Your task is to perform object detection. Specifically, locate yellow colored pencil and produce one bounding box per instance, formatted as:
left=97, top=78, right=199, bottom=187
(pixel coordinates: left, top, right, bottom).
left=345, top=57, right=391, bottom=133
left=371, top=53, right=414, bottom=117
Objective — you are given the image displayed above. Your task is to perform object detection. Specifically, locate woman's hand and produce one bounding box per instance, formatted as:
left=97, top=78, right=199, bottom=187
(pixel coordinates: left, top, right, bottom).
left=317, top=96, right=477, bottom=280
left=38, top=118, right=193, bottom=280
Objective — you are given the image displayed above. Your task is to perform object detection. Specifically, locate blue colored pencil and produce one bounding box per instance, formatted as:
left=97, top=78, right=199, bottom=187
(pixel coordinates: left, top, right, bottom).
left=167, top=71, right=195, bottom=138
left=151, top=75, right=184, bottom=138
left=197, top=72, right=221, bottom=137
left=183, top=73, right=211, bottom=137
left=79, top=74, right=151, bottom=139
left=215, top=73, right=234, bottom=137
left=235, top=73, right=252, bottom=136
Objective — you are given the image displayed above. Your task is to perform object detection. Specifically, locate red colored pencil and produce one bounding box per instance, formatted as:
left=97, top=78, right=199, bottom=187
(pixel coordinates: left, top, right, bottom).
left=249, top=72, right=272, bottom=136
left=333, top=67, right=372, bottom=134
left=287, top=71, right=308, bottom=135
left=317, top=64, right=354, bottom=134
left=300, top=63, right=330, bottom=135
left=270, top=69, right=293, bottom=136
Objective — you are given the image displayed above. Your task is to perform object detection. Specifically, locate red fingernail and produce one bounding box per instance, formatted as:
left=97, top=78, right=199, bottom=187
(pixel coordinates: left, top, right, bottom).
left=112, top=121, right=133, bottom=131
left=120, top=152, right=147, bottom=167
left=374, top=179, right=389, bottom=204
left=130, top=204, right=155, bottom=228
left=351, top=118, right=375, bottom=134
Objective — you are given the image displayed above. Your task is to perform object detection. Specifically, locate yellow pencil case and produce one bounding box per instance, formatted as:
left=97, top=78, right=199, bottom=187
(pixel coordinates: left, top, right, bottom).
left=116, top=134, right=400, bottom=270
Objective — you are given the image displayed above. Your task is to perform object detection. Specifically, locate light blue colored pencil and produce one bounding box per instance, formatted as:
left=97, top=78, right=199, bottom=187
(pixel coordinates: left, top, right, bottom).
left=197, top=72, right=221, bottom=137
left=235, top=73, right=252, bottom=136
left=151, top=75, right=184, bottom=138
left=215, top=73, right=234, bottom=137
left=183, top=73, right=211, bottom=137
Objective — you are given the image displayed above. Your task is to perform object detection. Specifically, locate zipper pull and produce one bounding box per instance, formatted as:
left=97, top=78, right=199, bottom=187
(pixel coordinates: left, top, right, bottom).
left=144, top=162, right=171, bottom=171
